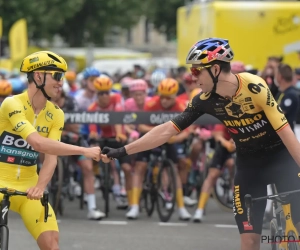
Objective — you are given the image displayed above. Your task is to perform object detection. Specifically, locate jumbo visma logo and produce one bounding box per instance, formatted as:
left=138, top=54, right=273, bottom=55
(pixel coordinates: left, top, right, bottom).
left=224, top=114, right=268, bottom=133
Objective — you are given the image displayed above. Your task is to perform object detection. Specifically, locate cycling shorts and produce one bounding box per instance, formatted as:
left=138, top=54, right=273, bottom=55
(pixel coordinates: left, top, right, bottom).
left=233, top=147, right=300, bottom=234
left=209, top=144, right=234, bottom=170
left=0, top=168, right=58, bottom=240
left=135, top=143, right=180, bottom=164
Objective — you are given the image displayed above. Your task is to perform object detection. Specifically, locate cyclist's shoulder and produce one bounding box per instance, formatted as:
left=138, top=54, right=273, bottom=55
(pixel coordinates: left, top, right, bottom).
left=237, top=72, right=268, bottom=90
left=1, top=93, right=24, bottom=110
left=46, top=100, right=64, bottom=116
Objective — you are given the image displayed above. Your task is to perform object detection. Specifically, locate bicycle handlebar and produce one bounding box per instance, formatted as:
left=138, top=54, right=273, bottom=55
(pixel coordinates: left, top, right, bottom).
left=0, top=188, right=49, bottom=222
left=244, top=188, right=300, bottom=226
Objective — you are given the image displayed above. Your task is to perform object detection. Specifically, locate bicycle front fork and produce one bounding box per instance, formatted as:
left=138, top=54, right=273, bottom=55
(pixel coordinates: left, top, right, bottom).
left=0, top=196, right=10, bottom=226
left=0, top=196, right=11, bottom=250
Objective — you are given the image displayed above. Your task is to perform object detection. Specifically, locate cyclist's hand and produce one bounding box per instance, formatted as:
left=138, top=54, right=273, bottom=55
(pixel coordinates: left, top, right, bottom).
left=27, top=186, right=44, bottom=200
left=83, top=146, right=101, bottom=161
left=116, top=133, right=127, bottom=143
left=101, top=146, right=128, bottom=162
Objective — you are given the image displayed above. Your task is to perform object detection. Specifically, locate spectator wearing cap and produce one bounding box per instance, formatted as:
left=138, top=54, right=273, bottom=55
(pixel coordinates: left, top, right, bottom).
left=275, top=63, right=299, bottom=131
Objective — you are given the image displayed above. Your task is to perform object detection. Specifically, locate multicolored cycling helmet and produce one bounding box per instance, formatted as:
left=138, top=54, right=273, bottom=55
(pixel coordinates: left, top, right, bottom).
left=150, top=69, right=167, bottom=88
left=82, top=67, right=101, bottom=80
left=186, top=38, right=234, bottom=92
left=130, top=79, right=148, bottom=92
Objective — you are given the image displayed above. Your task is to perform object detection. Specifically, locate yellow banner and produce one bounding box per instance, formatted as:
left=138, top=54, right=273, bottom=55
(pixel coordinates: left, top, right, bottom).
left=9, top=18, right=28, bottom=61
left=0, top=17, right=2, bottom=38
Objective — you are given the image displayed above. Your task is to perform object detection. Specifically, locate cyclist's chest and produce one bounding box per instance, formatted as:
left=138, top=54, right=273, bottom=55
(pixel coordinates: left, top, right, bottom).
left=24, top=109, right=54, bottom=137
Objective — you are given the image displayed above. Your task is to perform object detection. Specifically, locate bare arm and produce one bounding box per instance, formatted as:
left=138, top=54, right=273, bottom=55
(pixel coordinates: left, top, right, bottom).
left=138, top=124, right=154, bottom=134
left=125, top=121, right=178, bottom=155
left=277, top=125, right=300, bottom=167
left=27, top=132, right=86, bottom=156
left=36, top=154, right=57, bottom=189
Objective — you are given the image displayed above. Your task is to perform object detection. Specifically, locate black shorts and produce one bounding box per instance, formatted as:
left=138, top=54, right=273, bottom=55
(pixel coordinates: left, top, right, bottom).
left=233, top=147, right=300, bottom=234
left=135, top=143, right=179, bottom=164
left=209, top=143, right=234, bottom=170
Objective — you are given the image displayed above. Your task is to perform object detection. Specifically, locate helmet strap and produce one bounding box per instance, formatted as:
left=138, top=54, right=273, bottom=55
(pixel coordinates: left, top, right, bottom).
left=207, top=65, right=222, bottom=93
left=33, top=74, right=51, bottom=100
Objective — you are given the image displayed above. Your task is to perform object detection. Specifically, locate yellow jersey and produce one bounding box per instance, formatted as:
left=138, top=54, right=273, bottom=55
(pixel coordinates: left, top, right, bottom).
left=0, top=91, right=64, bottom=179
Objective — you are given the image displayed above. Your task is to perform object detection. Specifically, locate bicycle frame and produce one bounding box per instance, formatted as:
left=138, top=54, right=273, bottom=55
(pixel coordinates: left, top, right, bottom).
left=245, top=187, right=300, bottom=249
left=0, top=188, right=49, bottom=250
left=0, top=193, right=11, bottom=250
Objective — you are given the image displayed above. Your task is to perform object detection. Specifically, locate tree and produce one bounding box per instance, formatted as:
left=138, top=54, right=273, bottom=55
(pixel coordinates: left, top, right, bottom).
left=145, top=0, right=185, bottom=41
left=0, top=0, right=84, bottom=41
left=58, top=0, right=146, bottom=46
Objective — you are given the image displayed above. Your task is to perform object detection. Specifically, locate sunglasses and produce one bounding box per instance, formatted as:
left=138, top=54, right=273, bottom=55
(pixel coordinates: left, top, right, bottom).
left=98, top=91, right=110, bottom=96
left=190, top=65, right=212, bottom=77
left=35, top=71, right=65, bottom=81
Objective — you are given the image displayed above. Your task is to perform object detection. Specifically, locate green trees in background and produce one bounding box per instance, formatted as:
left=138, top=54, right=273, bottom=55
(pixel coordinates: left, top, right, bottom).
left=0, top=0, right=184, bottom=46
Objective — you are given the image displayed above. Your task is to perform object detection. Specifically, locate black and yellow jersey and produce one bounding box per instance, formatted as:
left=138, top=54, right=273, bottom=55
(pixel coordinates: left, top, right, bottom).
left=171, top=73, right=288, bottom=155
left=0, top=91, right=64, bottom=179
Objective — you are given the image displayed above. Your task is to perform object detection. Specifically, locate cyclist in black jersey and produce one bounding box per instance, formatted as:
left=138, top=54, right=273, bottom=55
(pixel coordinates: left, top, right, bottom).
left=101, top=38, right=300, bottom=250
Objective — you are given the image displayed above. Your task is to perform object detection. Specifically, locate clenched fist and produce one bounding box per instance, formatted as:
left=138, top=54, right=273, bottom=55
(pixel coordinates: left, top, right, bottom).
left=83, top=146, right=101, bottom=161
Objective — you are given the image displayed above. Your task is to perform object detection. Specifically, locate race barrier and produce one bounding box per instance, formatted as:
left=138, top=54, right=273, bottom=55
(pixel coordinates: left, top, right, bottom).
left=64, top=111, right=222, bottom=125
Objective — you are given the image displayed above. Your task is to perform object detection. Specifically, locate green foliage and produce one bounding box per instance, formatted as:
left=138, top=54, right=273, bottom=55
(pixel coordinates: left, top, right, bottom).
left=145, top=0, right=185, bottom=40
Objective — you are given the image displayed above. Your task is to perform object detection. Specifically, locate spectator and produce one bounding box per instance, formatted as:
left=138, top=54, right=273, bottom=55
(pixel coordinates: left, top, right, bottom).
left=275, top=63, right=299, bottom=131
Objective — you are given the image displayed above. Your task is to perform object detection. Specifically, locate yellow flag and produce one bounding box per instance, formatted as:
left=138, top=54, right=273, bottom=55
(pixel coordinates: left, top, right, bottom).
left=0, top=17, right=2, bottom=38
left=9, top=18, right=28, bottom=61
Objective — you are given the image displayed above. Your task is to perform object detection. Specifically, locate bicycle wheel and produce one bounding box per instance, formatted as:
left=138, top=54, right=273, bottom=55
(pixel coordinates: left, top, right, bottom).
left=270, top=219, right=280, bottom=250
left=212, top=168, right=233, bottom=212
left=49, top=157, right=64, bottom=216
left=156, top=159, right=177, bottom=222
left=287, top=231, right=300, bottom=250
left=143, top=169, right=157, bottom=217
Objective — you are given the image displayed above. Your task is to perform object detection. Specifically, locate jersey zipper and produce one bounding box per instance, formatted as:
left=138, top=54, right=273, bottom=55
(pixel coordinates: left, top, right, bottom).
left=17, top=114, right=38, bottom=179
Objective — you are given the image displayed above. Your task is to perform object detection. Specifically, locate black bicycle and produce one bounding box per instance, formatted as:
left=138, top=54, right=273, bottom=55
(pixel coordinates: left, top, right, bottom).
left=142, top=144, right=177, bottom=222
left=245, top=184, right=300, bottom=250
left=90, top=138, right=122, bottom=217
left=0, top=188, right=49, bottom=250
left=49, top=135, right=86, bottom=216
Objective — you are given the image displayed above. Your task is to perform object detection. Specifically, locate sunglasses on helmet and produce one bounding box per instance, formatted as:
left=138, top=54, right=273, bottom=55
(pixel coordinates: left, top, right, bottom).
left=190, top=65, right=212, bottom=77
left=35, top=71, right=65, bottom=81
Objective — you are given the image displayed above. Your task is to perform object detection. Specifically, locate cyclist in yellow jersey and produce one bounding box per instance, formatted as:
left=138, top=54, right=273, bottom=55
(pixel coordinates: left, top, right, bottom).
left=0, top=51, right=101, bottom=250
left=101, top=38, right=300, bottom=250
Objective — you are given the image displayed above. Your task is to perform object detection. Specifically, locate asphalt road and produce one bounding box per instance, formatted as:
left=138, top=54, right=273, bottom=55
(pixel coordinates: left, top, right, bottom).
left=6, top=194, right=271, bottom=250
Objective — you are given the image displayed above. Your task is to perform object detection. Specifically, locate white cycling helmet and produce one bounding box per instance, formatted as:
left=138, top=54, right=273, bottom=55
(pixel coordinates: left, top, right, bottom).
left=150, top=70, right=167, bottom=88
